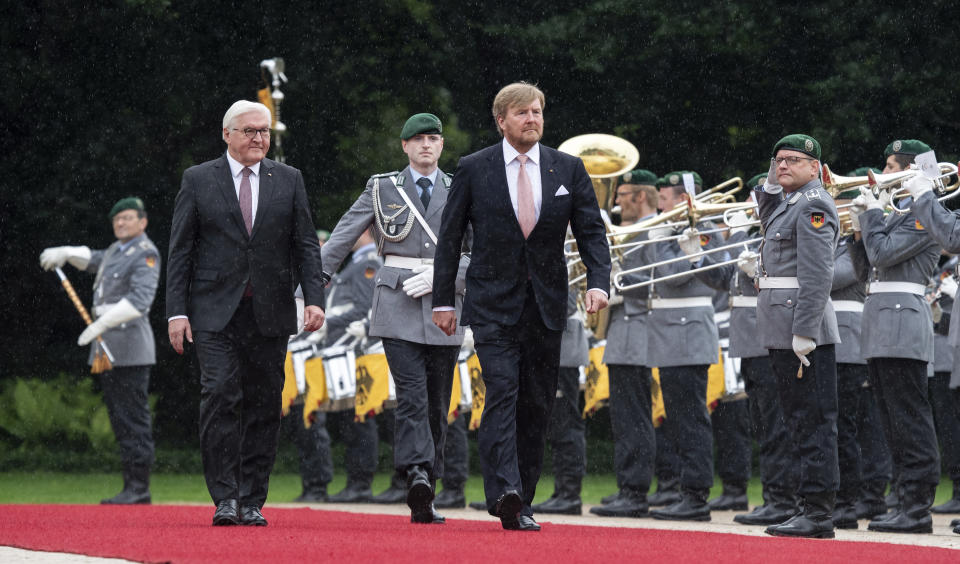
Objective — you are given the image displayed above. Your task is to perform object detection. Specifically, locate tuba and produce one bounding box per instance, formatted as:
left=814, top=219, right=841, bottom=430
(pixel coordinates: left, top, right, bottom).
left=559, top=134, right=639, bottom=339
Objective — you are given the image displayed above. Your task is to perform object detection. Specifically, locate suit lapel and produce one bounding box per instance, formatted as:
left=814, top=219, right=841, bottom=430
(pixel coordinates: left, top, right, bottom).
left=485, top=146, right=523, bottom=237
left=214, top=155, right=249, bottom=239
left=536, top=146, right=559, bottom=230
left=250, top=158, right=274, bottom=240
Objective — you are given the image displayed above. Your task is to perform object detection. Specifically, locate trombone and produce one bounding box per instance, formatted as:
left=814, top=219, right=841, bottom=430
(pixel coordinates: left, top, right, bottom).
left=613, top=237, right=762, bottom=292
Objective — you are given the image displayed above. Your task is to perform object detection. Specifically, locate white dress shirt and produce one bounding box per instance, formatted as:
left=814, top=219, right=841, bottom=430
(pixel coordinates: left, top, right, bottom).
left=502, top=139, right=542, bottom=221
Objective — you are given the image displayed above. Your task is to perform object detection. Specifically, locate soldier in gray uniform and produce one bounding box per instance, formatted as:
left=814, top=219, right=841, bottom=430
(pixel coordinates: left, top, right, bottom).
left=849, top=139, right=942, bottom=534
left=754, top=135, right=840, bottom=539
left=319, top=113, right=469, bottom=524
left=929, top=263, right=960, bottom=515
left=591, top=170, right=658, bottom=517
left=533, top=285, right=589, bottom=515
left=644, top=170, right=719, bottom=522
left=40, top=197, right=159, bottom=504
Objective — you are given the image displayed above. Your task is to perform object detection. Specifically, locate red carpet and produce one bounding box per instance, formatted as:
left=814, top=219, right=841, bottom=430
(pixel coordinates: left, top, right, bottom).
left=0, top=504, right=956, bottom=563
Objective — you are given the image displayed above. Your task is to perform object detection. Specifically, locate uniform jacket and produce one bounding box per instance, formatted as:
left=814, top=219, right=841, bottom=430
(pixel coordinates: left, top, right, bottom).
left=559, top=288, right=589, bottom=368
left=911, top=192, right=960, bottom=351
left=324, top=247, right=382, bottom=344
left=831, top=235, right=869, bottom=365
left=166, top=154, right=325, bottom=336
left=86, top=233, right=160, bottom=367
left=322, top=166, right=468, bottom=346
left=641, top=221, right=721, bottom=367
left=755, top=180, right=840, bottom=349
left=603, top=226, right=650, bottom=366
left=432, top=142, right=611, bottom=332
left=859, top=203, right=939, bottom=362
left=695, top=230, right=766, bottom=359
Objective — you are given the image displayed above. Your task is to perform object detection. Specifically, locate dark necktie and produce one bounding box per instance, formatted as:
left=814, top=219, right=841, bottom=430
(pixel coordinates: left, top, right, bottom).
left=416, top=177, right=432, bottom=210
left=239, top=167, right=253, bottom=235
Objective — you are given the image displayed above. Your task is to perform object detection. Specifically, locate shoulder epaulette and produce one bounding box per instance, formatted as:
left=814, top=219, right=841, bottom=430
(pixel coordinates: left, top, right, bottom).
left=441, top=175, right=452, bottom=188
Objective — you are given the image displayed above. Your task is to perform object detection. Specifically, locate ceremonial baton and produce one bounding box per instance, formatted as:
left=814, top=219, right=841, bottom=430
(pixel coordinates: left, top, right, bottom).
left=53, top=267, right=115, bottom=372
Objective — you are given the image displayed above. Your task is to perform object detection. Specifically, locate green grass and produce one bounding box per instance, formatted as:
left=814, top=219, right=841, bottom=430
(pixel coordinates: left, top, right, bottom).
left=0, top=472, right=955, bottom=507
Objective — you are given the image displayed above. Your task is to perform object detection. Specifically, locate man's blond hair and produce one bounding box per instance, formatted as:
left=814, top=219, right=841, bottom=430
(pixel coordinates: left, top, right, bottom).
left=492, top=82, right=546, bottom=135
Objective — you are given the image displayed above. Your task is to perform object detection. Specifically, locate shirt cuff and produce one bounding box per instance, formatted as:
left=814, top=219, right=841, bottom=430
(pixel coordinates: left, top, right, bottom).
left=587, top=288, right=609, bottom=298
left=168, top=315, right=188, bottom=322
left=432, top=306, right=455, bottom=312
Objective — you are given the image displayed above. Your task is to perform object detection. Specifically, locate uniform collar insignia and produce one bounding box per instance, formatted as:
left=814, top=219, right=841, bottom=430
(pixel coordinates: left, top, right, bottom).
left=804, top=189, right=821, bottom=201
left=788, top=192, right=802, bottom=204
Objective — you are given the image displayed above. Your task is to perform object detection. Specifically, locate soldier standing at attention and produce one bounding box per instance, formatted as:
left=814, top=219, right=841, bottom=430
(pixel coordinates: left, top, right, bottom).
left=754, top=135, right=840, bottom=539
left=319, top=113, right=469, bottom=524
left=848, top=139, right=941, bottom=534
left=40, top=197, right=160, bottom=505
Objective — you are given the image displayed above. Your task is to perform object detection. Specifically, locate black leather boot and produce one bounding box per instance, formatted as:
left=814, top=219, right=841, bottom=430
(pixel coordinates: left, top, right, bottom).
left=101, top=464, right=151, bottom=505
left=833, top=484, right=859, bottom=529
left=651, top=488, right=710, bottom=521
left=589, top=488, right=648, bottom=518
left=708, top=482, right=748, bottom=511
left=855, top=480, right=888, bottom=520
left=932, top=480, right=960, bottom=514
left=327, top=483, right=373, bottom=503
left=434, top=486, right=466, bottom=509
left=734, top=489, right=798, bottom=526
left=370, top=469, right=407, bottom=504
left=867, top=482, right=934, bottom=534
left=532, top=475, right=582, bottom=515
left=765, top=492, right=835, bottom=539
left=600, top=491, right=620, bottom=505
left=648, top=477, right=681, bottom=507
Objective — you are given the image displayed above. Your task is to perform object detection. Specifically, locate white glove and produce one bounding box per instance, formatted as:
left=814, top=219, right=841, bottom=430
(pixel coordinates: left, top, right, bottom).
left=904, top=175, right=934, bottom=199
left=848, top=210, right=861, bottom=232
left=737, top=250, right=758, bottom=279
left=677, top=228, right=701, bottom=262
left=762, top=160, right=782, bottom=194
left=648, top=225, right=673, bottom=241
left=402, top=265, right=433, bottom=298
left=858, top=186, right=889, bottom=211
left=941, top=276, right=959, bottom=299
left=345, top=320, right=367, bottom=338
left=295, top=297, right=305, bottom=337
left=726, top=210, right=751, bottom=235
left=40, top=246, right=92, bottom=271
left=792, top=334, right=816, bottom=367
left=78, top=298, right=141, bottom=345
left=461, top=327, right=475, bottom=352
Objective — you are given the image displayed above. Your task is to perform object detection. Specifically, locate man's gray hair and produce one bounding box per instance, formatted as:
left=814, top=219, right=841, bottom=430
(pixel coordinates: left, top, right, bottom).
left=222, top=100, right=272, bottom=130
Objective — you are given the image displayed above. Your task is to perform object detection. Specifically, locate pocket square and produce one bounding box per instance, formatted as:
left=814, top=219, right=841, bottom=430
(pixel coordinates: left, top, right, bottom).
left=555, top=185, right=569, bottom=196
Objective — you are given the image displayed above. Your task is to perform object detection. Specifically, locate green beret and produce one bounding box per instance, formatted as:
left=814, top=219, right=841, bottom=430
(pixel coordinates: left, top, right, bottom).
left=747, top=173, right=768, bottom=189
left=884, top=139, right=932, bottom=157
left=400, top=113, right=442, bottom=140
left=772, top=134, right=821, bottom=160
left=619, top=169, right=658, bottom=186
left=109, top=197, right=145, bottom=219
left=657, top=170, right=703, bottom=189
left=845, top=166, right=881, bottom=177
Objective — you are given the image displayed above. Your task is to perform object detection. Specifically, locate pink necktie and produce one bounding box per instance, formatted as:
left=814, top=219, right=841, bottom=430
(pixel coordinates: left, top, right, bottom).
left=516, top=154, right=536, bottom=238
left=239, top=167, right=253, bottom=235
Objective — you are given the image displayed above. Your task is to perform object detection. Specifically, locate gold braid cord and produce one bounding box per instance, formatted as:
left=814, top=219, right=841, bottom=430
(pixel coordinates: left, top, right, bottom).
left=55, top=268, right=112, bottom=373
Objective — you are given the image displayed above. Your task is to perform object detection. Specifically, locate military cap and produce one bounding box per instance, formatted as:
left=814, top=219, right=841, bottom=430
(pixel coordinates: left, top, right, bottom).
left=109, top=197, right=145, bottom=219
left=619, top=169, right=658, bottom=186
left=400, top=113, right=442, bottom=140
left=657, top=170, right=703, bottom=189
left=884, top=139, right=932, bottom=157
left=747, top=173, right=768, bottom=190
left=772, top=134, right=821, bottom=160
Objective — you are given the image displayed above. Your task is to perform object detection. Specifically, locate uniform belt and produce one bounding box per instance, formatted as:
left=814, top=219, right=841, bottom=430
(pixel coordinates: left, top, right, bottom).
left=867, top=281, right=925, bottom=296
left=383, top=255, right=433, bottom=269
left=831, top=299, right=864, bottom=313
left=649, top=296, right=713, bottom=309
left=730, top=295, right=757, bottom=308
left=714, top=310, right=731, bottom=324
left=758, top=276, right=800, bottom=289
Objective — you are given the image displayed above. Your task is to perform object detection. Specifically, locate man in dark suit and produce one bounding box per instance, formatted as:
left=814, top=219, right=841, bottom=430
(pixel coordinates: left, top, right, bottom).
left=166, top=100, right=325, bottom=527
left=432, top=82, right=610, bottom=531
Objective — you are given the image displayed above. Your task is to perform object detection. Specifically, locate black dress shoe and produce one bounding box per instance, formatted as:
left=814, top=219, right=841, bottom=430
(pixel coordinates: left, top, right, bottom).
left=468, top=501, right=487, bottom=511
left=648, top=488, right=681, bottom=507
left=651, top=496, right=710, bottom=522
left=502, top=514, right=540, bottom=531
left=434, top=488, right=466, bottom=509
left=765, top=513, right=834, bottom=539
left=406, top=467, right=434, bottom=515
left=370, top=485, right=407, bottom=504
left=411, top=503, right=446, bottom=524
left=600, top=491, right=620, bottom=505
left=589, top=494, right=648, bottom=518
left=532, top=496, right=582, bottom=515
left=854, top=499, right=887, bottom=520
left=707, top=493, right=748, bottom=511
left=867, top=511, right=932, bottom=534
left=292, top=490, right=327, bottom=503
left=212, top=499, right=240, bottom=526
left=832, top=504, right=858, bottom=529
left=952, top=517, right=960, bottom=527
left=240, top=505, right=268, bottom=526
left=733, top=503, right=797, bottom=526
left=327, top=485, right=373, bottom=504
left=932, top=497, right=960, bottom=514
left=495, top=490, right=523, bottom=520
left=101, top=489, right=151, bottom=505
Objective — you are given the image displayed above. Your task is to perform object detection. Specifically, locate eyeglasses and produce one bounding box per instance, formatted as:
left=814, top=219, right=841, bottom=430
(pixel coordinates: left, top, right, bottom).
left=233, top=128, right=271, bottom=139
left=615, top=190, right=637, bottom=197
left=772, top=156, right=815, bottom=166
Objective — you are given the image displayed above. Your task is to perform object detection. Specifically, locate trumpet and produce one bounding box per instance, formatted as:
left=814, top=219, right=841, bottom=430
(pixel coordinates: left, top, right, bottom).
left=876, top=164, right=959, bottom=214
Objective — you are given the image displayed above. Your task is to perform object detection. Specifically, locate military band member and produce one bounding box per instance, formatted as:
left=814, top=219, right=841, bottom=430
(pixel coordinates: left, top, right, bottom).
left=848, top=139, right=942, bottom=534
left=319, top=113, right=469, bottom=524
left=754, top=135, right=840, bottom=539
left=533, top=286, right=589, bottom=515
left=40, top=197, right=159, bottom=505
left=644, top=170, right=719, bottom=522
left=929, top=265, right=960, bottom=515
left=591, top=170, right=658, bottom=518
